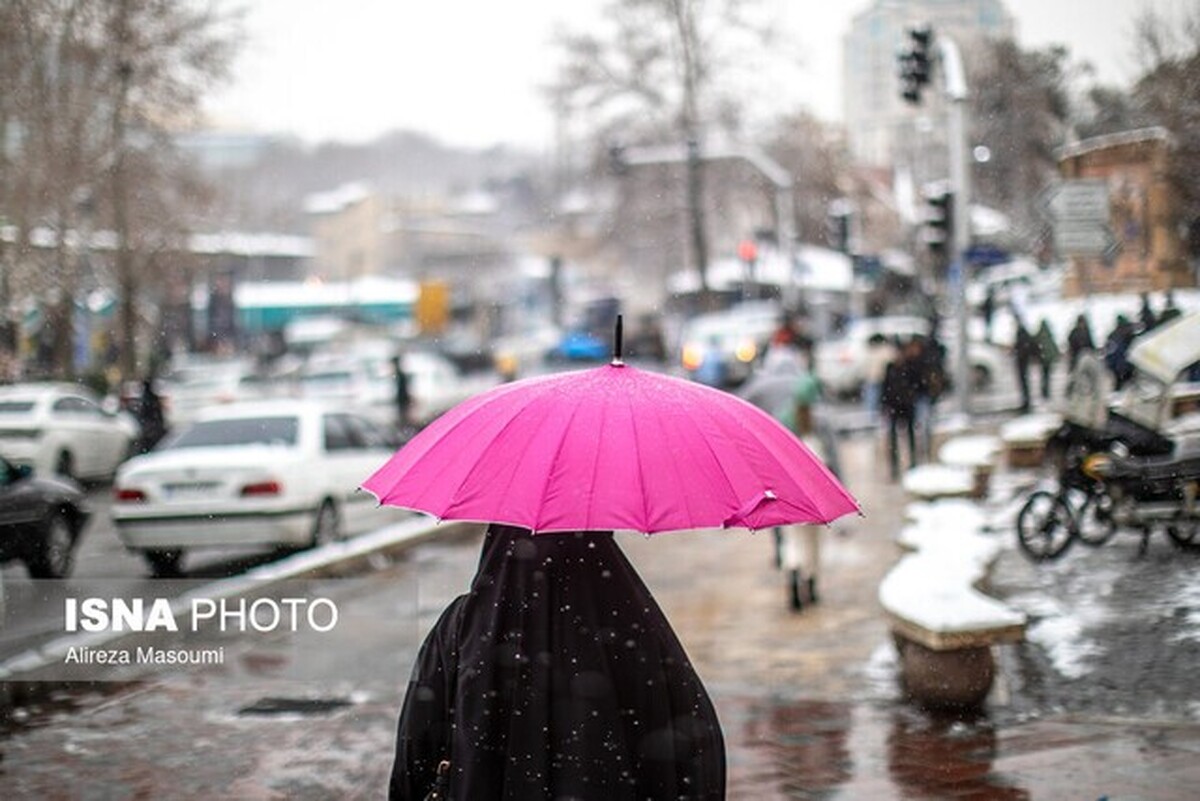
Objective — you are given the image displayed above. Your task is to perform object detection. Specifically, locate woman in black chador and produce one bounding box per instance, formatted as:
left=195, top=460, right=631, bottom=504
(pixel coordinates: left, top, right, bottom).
left=389, top=524, right=726, bottom=800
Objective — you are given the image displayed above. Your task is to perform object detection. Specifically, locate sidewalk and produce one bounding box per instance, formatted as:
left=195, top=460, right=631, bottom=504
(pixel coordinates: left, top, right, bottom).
left=622, top=434, right=1200, bottom=799
left=1, top=435, right=1198, bottom=798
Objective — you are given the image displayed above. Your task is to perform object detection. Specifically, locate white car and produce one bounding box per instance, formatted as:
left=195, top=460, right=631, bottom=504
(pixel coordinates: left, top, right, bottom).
left=300, top=348, right=500, bottom=427
left=678, top=302, right=784, bottom=387
left=814, top=316, right=1002, bottom=397
left=0, top=383, right=138, bottom=481
left=111, top=400, right=404, bottom=575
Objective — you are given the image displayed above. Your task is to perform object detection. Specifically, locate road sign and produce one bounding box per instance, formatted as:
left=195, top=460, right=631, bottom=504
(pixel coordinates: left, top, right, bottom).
left=1047, top=180, right=1109, bottom=222
left=1054, top=223, right=1115, bottom=256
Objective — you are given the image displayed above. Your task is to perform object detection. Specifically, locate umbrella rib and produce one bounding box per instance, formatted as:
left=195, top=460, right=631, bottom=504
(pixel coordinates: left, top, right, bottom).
left=441, top=383, right=560, bottom=523
left=531, top=391, right=587, bottom=532
left=626, top=390, right=653, bottom=532
left=376, top=378, right=550, bottom=507
left=726, top=402, right=847, bottom=519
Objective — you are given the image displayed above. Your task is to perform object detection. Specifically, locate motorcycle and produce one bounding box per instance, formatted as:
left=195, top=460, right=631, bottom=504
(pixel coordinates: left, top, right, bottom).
left=1015, top=314, right=1200, bottom=561
left=1016, top=418, right=1200, bottom=560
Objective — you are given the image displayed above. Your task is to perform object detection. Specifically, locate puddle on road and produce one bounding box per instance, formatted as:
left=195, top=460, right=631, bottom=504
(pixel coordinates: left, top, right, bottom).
left=236, top=696, right=353, bottom=717
left=726, top=697, right=1032, bottom=799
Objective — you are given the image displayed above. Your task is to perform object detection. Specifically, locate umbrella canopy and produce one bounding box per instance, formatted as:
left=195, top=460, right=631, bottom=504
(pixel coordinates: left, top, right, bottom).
left=362, top=362, right=859, bottom=534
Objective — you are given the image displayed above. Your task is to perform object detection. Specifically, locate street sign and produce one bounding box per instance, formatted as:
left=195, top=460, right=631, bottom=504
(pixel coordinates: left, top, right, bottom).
left=1054, top=224, right=1115, bottom=256
left=1047, top=179, right=1109, bottom=222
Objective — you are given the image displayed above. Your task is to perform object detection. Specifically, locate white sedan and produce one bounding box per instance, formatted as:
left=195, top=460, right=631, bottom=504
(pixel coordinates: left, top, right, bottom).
left=0, top=383, right=139, bottom=482
left=111, top=400, right=405, bottom=576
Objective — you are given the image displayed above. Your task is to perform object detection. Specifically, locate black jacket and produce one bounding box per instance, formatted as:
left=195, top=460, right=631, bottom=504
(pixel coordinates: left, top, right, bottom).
left=389, top=525, right=726, bottom=800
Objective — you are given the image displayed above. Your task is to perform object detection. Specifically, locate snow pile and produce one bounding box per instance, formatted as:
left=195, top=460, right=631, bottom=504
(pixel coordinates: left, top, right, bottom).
left=880, top=499, right=1027, bottom=635
left=938, top=435, right=1003, bottom=469
left=1000, top=412, right=1062, bottom=445
left=901, top=464, right=975, bottom=498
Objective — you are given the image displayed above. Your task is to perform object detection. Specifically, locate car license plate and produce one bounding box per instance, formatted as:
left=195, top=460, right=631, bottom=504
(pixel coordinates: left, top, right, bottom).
left=162, top=481, right=220, bottom=499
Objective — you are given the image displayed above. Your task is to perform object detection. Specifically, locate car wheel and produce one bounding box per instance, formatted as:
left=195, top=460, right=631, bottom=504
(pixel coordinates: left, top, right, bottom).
left=55, top=450, right=75, bottom=481
left=311, top=500, right=341, bottom=548
left=27, top=511, right=77, bottom=579
left=144, top=549, right=184, bottom=577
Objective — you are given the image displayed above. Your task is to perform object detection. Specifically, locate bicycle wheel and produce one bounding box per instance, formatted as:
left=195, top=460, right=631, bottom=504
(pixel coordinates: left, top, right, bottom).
left=1069, top=487, right=1118, bottom=546
left=1017, top=490, right=1075, bottom=562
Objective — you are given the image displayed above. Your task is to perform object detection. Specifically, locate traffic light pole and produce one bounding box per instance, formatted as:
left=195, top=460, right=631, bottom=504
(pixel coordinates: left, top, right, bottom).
left=939, top=37, right=972, bottom=418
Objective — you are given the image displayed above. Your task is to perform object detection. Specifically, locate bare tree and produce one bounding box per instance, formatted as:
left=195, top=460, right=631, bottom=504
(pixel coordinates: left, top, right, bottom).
left=554, top=0, right=779, bottom=298
left=0, top=0, right=238, bottom=380
left=1130, top=2, right=1200, bottom=258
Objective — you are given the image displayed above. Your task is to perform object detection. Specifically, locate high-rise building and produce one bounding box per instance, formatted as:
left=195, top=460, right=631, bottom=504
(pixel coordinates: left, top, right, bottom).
left=843, top=0, right=1014, bottom=169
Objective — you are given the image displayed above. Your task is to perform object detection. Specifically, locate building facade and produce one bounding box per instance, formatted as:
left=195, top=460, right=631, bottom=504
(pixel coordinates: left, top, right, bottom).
left=1058, top=128, right=1193, bottom=296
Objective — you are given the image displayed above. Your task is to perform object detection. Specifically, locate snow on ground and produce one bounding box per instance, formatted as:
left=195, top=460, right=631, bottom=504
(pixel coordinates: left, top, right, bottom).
left=900, top=464, right=976, bottom=499
left=880, top=498, right=1026, bottom=635
left=938, top=435, right=1002, bottom=469
left=1000, top=412, right=1063, bottom=444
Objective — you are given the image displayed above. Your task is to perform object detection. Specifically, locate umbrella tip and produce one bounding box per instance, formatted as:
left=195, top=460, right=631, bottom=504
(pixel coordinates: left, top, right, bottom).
left=611, top=314, right=625, bottom=366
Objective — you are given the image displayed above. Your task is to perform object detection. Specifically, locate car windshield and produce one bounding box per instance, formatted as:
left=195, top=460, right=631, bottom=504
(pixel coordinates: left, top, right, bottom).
left=163, top=416, right=300, bottom=449
left=0, top=401, right=36, bottom=414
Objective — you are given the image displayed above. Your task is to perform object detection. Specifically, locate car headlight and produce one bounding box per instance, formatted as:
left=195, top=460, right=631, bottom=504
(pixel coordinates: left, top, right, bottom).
left=682, top=344, right=704, bottom=371
left=734, top=340, right=757, bottom=363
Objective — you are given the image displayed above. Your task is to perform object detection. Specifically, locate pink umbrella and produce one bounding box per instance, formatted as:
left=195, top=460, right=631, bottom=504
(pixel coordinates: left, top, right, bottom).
left=362, top=355, right=859, bottom=535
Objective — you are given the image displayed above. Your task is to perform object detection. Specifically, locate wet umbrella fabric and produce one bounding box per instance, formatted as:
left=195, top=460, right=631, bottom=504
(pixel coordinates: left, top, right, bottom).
left=363, top=363, right=858, bottom=533
left=389, top=524, right=726, bottom=800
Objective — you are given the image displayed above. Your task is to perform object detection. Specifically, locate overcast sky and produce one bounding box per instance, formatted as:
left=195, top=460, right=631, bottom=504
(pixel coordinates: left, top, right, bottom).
left=205, top=0, right=1166, bottom=150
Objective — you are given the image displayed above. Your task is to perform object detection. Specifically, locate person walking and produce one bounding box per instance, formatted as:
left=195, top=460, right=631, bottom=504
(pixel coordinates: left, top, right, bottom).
left=773, top=358, right=825, bottom=610
left=863, top=333, right=895, bottom=425
left=1066, top=314, right=1095, bottom=375
left=389, top=524, right=726, bottom=800
left=134, top=378, right=167, bottom=454
left=1103, top=315, right=1137, bottom=390
left=881, top=338, right=919, bottom=481
left=980, top=286, right=997, bottom=343
left=1139, top=292, right=1158, bottom=332
left=391, top=354, right=412, bottom=430
left=1013, top=318, right=1037, bottom=413
left=1034, top=320, right=1060, bottom=402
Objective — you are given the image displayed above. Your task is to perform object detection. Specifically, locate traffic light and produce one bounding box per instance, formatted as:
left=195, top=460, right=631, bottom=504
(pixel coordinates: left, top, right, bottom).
left=922, top=186, right=954, bottom=258
left=897, top=25, right=934, bottom=105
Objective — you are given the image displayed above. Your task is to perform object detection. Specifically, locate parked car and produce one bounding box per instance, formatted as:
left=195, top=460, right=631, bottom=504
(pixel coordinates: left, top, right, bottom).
left=300, top=347, right=500, bottom=428
left=0, top=383, right=139, bottom=482
left=814, top=316, right=1002, bottom=397
left=0, top=454, right=91, bottom=578
left=678, top=302, right=783, bottom=388
left=156, top=356, right=273, bottom=427
left=111, top=400, right=404, bottom=576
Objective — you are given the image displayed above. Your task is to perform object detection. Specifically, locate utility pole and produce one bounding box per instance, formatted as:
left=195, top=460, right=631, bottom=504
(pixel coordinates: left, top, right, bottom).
left=899, top=26, right=973, bottom=417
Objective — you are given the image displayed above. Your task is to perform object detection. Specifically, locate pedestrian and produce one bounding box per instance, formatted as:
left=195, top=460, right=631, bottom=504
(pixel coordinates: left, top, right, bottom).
left=1103, top=315, right=1137, bottom=390
left=862, top=333, right=895, bottom=424
left=1159, top=289, right=1182, bottom=327
left=1066, top=314, right=1095, bottom=375
left=1139, top=292, right=1158, bottom=332
left=389, top=524, right=726, bottom=800
left=880, top=337, right=919, bottom=481
left=134, top=378, right=167, bottom=454
left=1034, top=320, right=1060, bottom=401
left=980, top=285, right=996, bottom=343
left=1013, top=318, right=1037, bottom=413
left=392, top=354, right=412, bottom=430
left=772, top=355, right=825, bottom=610
left=912, top=333, right=946, bottom=462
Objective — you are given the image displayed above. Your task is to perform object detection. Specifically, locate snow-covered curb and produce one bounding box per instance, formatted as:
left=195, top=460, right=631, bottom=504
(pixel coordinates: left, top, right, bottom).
left=901, top=464, right=976, bottom=499
left=880, top=499, right=1026, bottom=645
